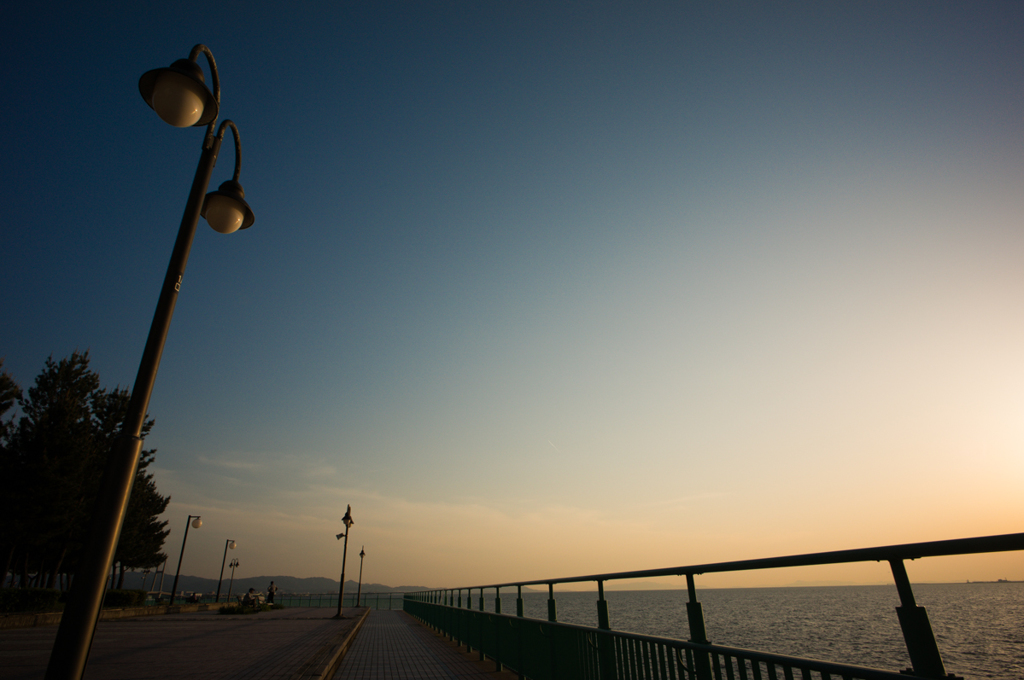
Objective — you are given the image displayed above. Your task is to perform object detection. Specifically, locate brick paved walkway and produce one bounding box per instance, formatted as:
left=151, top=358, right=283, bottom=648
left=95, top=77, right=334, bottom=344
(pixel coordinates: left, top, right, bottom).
left=334, top=610, right=518, bottom=679
left=0, top=607, right=364, bottom=680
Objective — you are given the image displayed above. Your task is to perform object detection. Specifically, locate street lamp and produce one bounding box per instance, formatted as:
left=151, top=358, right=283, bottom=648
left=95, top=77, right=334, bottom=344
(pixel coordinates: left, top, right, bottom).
left=226, top=558, right=240, bottom=600
left=45, top=44, right=254, bottom=680
left=334, top=505, right=354, bottom=618
left=169, top=515, right=203, bottom=605
left=215, top=539, right=237, bottom=602
left=356, top=547, right=365, bottom=607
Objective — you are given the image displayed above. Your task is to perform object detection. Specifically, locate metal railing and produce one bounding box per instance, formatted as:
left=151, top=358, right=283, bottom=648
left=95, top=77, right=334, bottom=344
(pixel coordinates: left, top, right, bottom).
left=273, top=591, right=405, bottom=610
left=404, top=532, right=1024, bottom=680
left=140, top=591, right=405, bottom=609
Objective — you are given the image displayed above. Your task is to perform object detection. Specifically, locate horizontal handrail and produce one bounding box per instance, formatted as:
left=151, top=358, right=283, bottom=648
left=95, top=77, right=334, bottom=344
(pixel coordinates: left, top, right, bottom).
left=448, top=532, right=1024, bottom=591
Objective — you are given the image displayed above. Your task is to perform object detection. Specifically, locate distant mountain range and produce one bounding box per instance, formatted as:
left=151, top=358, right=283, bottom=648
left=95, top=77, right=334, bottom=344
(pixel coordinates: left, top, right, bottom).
left=115, top=571, right=429, bottom=596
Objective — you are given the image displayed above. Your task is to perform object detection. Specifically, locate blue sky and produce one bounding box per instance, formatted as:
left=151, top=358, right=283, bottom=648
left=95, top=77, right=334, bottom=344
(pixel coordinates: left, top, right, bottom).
left=3, top=2, right=1023, bottom=589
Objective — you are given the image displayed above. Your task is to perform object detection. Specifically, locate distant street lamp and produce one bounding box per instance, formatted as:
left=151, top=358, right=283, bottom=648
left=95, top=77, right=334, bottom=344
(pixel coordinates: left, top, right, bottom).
left=226, top=558, right=240, bottom=600
left=356, top=547, right=366, bottom=607
left=334, top=505, right=354, bottom=618
left=45, top=44, right=254, bottom=680
left=215, top=539, right=237, bottom=602
left=169, top=515, right=203, bottom=605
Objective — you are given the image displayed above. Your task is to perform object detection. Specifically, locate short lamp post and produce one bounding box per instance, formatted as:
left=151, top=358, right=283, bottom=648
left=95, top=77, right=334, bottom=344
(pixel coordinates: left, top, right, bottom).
left=45, top=44, right=254, bottom=680
left=169, top=515, right=203, bottom=605
left=356, top=547, right=365, bottom=607
left=334, top=505, right=354, bottom=618
left=216, top=539, right=237, bottom=602
left=226, top=558, right=240, bottom=600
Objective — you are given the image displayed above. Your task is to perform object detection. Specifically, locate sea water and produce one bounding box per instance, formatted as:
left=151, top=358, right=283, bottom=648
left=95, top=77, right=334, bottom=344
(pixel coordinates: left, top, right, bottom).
left=469, top=583, right=1022, bottom=679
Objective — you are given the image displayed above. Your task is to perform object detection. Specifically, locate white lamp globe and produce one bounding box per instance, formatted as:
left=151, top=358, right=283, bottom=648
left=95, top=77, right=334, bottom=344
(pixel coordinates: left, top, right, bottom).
left=202, top=179, right=254, bottom=233
left=191, top=517, right=203, bottom=529
left=151, top=71, right=207, bottom=128
left=204, top=194, right=245, bottom=234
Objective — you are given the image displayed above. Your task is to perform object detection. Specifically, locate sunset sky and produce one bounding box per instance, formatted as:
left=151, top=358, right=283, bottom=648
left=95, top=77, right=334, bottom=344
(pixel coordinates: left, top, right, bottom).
left=2, top=2, right=1022, bottom=591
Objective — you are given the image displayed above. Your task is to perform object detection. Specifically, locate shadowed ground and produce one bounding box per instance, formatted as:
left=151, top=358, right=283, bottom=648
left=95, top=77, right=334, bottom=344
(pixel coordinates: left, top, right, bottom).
left=0, top=606, right=364, bottom=680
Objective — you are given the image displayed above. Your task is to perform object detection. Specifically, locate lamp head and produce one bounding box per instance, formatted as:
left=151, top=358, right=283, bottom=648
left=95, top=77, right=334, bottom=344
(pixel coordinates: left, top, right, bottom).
left=139, top=58, right=218, bottom=128
left=202, top=179, right=255, bottom=234
left=336, top=533, right=345, bottom=540
left=360, top=548, right=365, bottom=558
left=229, top=540, right=237, bottom=550
left=342, top=504, right=354, bottom=528
left=191, top=516, right=203, bottom=529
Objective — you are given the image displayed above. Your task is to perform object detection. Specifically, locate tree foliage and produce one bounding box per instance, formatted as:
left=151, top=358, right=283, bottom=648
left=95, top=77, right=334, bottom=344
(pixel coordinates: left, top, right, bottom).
left=0, top=352, right=169, bottom=589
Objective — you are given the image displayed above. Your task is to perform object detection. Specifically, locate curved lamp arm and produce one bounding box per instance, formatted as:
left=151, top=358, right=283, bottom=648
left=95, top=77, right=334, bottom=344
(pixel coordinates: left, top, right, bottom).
left=216, top=120, right=243, bottom=182
left=188, top=44, right=222, bottom=148
left=202, top=119, right=255, bottom=233
left=188, top=44, right=221, bottom=106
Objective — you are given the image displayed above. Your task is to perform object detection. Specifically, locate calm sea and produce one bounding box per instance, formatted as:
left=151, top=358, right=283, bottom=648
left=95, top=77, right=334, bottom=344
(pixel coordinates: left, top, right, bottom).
left=469, top=583, right=1023, bottom=679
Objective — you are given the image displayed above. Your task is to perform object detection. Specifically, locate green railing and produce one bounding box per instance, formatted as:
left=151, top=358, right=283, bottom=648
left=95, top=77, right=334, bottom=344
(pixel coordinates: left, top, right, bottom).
left=271, top=591, right=405, bottom=609
left=404, top=532, right=1024, bottom=680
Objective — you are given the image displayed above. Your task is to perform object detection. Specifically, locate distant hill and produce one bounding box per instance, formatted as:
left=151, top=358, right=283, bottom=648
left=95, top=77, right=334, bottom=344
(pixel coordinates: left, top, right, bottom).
left=115, top=571, right=430, bottom=596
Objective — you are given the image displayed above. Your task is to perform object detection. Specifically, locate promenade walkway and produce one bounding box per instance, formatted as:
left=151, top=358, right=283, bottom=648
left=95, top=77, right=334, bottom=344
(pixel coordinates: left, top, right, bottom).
left=333, top=610, right=518, bottom=679
left=0, top=607, right=518, bottom=680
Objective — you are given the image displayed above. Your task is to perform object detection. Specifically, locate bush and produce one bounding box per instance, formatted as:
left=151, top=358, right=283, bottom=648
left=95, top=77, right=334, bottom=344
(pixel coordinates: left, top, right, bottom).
left=104, top=589, right=147, bottom=608
left=0, top=588, right=62, bottom=613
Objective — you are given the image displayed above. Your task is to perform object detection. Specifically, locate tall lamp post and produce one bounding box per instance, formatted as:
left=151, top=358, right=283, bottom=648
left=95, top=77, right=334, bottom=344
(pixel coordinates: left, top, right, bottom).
left=45, top=44, right=255, bottom=680
left=334, top=505, right=354, bottom=618
left=215, top=539, right=237, bottom=602
left=226, top=558, right=240, bottom=600
left=169, top=515, right=203, bottom=604
left=356, top=547, right=365, bottom=607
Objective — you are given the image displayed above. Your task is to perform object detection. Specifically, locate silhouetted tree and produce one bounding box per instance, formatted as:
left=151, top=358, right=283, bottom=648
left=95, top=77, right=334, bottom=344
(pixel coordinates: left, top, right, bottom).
left=1, top=352, right=169, bottom=590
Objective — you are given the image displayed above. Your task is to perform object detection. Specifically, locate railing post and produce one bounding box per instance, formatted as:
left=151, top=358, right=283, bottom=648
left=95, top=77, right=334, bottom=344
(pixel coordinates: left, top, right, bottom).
left=597, top=580, right=610, bottom=629
left=547, top=583, right=557, bottom=622
left=890, top=559, right=949, bottom=679
left=494, top=587, right=504, bottom=672
left=515, top=586, right=526, bottom=680
left=685, top=574, right=713, bottom=680
left=478, top=587, right=486, bottom=661
left=597, top=580, right=617, bottom=680
left=457, top=589, right=464, bottom=648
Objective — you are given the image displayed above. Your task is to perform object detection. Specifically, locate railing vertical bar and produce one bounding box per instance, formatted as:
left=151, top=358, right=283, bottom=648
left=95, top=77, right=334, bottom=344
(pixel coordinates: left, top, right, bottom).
left=711, top=652, right=723, bottom=680
left=736, top=655, right=749, bottom=680
left=657, top=643, right=668, bottom=680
